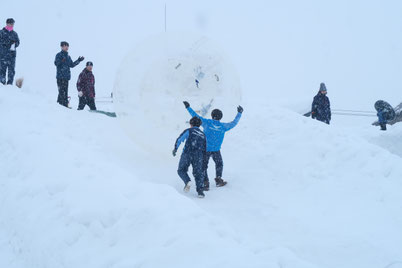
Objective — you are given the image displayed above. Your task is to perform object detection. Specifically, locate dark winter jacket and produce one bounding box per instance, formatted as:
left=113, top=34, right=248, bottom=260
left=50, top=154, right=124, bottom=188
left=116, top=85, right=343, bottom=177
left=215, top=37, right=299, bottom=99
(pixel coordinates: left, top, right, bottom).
left=77, top=68, right=95, bottom=98
left=375, top=100, right=395, bottom=122
left=0, top=28, right=19, bottom=59
left=175, top=127, right=207, bottom=156
left=54, top=50, right=80, bottom=80
left=312, top=91, right=331, bottom=124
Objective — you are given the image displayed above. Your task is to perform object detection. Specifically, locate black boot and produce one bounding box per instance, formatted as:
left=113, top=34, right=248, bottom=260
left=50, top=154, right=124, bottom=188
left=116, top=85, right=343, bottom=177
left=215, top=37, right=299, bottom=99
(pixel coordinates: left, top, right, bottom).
left=380, top=124, right=387, bottom=131
left=215, top=177, right=227, bottom=187
left=197, top=190, right=205, bottom=198
left=203, top=180, right=210, bottom=191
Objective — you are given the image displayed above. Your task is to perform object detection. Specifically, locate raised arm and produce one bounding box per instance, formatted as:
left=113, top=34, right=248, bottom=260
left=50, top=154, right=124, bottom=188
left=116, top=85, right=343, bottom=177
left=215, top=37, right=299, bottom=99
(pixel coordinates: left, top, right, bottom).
left=69, top=56, right=81, bottom=68
left=222, top=106, right=243, bottom=131
left=173, top=129, right=189, bottom=156
left=183, top=101, right=207, bottom=122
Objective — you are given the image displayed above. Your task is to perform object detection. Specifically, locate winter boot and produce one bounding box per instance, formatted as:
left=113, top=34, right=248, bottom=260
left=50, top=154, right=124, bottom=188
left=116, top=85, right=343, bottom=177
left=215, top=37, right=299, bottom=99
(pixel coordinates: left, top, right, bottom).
left=380, top=124, right=387, bottom=131
left=215, top=177, right=227, bottom=187
left=183, top=181, right=191, bottom=193
left=203, top=180, right=210, bottom=191
left=197, top=190, right=205, bottom=198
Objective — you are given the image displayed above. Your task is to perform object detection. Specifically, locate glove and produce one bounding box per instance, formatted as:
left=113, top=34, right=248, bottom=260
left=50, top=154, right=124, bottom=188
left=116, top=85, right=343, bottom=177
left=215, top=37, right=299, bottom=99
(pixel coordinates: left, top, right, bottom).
left=237, top=105, right=243, bottom=113
left=78, top=91, right=83, bottom=97
left=78, top=56, right=85, bottom=62
left=172, top=149, right=177, bottom=157
left=183, top=101, right=190, bottom=108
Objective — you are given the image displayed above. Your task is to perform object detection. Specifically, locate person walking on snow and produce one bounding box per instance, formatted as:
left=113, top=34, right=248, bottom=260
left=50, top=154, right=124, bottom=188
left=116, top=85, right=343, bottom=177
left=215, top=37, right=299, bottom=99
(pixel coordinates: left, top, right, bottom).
left=311, top=83, right=331, bottom=124
left=183, top=101, right=243, bottom=190
left=54, top=41, right=84, bottom=107
left=173, top=116, right=207, bottom=198
left=0, top=18, right=20, bottom=85
left=77, top=61, right=96, bottom=110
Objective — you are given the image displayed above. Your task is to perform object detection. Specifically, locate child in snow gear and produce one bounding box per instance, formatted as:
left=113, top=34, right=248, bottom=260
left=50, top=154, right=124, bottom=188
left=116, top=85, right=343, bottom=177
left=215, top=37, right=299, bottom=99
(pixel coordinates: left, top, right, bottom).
left=375, top=100, right=395, bottom=131
left=173, top=116, right=207, bottom=198
left=77, top=61, right=96, bottom=110
left=311, top=83, right=331, bottom=124
left=0, top=18, right=20, bottom=85
left=183, top=101, right=243, bottom=189
left=54, top=41, right=84, bottom=107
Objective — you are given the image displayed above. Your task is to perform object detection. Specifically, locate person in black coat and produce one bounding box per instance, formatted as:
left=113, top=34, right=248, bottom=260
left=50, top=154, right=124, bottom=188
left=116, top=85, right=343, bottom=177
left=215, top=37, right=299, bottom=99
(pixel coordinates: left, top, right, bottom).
left=311, top=83, right=331, bottom=124
left=54, top=41, right=84, bottom=107
left=375, top=100, right=395, bottom=131
left=0, top=18, right=20, bottom=85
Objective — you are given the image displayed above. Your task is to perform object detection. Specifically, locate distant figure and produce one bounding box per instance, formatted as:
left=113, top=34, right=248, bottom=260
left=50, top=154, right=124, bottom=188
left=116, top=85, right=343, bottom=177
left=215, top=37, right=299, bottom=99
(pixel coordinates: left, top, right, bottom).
left=0, top=18, right=20, bottom=85
left=77, top=61, right=96, bottom=110
left=183, top=101, right=243, bottom=190
left=311, top=83, right=331, bottom=124
left=54, top=41, right=84, bottom=107
left=173, top=117, right=207, bottom=198
left=375, top=100, right=395, bottom=131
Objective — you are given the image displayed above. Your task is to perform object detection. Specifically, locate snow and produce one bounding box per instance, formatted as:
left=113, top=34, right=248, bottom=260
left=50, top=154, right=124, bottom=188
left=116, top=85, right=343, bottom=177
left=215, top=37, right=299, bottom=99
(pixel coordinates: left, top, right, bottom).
left=2, top=0, right=402, bottom=267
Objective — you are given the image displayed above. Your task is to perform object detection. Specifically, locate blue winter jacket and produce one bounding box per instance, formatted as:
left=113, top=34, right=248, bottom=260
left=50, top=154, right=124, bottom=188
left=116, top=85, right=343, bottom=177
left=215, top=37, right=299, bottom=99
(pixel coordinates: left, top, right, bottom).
left=0, top=28, right=19, bottom=59
left=175, top=127, right=207, bottom=155
left=187, top=107, right=242, bottom=152
left=54, top=50, right=80, bottom=80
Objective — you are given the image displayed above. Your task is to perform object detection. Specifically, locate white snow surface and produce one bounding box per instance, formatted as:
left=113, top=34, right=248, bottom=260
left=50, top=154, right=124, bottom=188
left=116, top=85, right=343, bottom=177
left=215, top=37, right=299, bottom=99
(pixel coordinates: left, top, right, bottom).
left=2, top=0, right=402, bottom=267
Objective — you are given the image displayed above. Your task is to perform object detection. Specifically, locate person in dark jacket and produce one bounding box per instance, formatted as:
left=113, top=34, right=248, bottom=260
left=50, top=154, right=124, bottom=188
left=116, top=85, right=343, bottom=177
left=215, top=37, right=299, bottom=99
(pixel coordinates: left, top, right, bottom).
left=311, top=83, right=331, bottom=124
left=0, top=18, right=20, bottom=85
left=375, top=100, right=395, bottom=131
left=77, top=61, right=96, bottom=110
left=54, top=41, right=84, bottom=107
left=173, top=117, right=207, bottom=198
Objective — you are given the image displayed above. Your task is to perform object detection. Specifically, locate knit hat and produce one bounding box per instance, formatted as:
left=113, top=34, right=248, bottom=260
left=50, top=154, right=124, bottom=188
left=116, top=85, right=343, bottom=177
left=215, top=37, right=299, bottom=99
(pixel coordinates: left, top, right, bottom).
left=319, top=83, right=327, bottom=92
left=189, top=116, right=202, bottom=127
left=60, top=41, right=69, bottom=47
left=86, top=61, right=93, bottom=66
left=6, top=18, right=15, bottom=24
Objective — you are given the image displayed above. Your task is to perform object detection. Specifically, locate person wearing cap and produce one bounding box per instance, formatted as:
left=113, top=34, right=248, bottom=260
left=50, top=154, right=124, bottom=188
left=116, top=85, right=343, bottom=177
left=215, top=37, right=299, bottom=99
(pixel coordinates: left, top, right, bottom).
left=54, top=41, right=84, bottom=107
left=76, top=61, right=96, bottom=110
left=311, top=82, right=331, bottom=124
left=0, top=18, right=20, bottom=85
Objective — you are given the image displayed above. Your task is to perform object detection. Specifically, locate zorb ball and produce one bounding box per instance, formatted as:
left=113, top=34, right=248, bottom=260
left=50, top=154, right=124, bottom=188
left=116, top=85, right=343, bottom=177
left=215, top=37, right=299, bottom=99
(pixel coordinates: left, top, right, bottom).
left=114, top=32, right=242, bottom=156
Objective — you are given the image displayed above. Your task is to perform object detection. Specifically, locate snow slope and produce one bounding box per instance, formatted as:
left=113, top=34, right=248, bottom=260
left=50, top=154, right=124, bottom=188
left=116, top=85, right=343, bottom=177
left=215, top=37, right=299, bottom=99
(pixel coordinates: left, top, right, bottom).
left=1, top=85, right=402, bottom=268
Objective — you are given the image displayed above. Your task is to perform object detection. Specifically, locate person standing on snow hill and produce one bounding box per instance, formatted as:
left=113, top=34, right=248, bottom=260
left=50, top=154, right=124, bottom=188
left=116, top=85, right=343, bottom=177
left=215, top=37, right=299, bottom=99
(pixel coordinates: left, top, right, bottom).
left=183, top=101, right=243, bottom=191
left=374, top=100, right=395, bottom=131
left=0, top=18, right=20, bottom=85
left=311, top=82, right=331, bottom=124
left=173, top=116, right=207, bottom=198
left=77, top=61, right=96, bottom=110
left=54, top=41, right=84, bottom=107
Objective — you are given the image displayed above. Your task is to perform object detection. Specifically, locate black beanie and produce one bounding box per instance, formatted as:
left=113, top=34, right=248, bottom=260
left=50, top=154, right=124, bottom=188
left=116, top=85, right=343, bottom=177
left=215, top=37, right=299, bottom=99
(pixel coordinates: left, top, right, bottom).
left=6, top=18, right=15, bottom=24
left=319, top=83, right=327, bottom=92
left=60, top=41, right=69, bottom=47
left=86, top=61, right=93, bottom=66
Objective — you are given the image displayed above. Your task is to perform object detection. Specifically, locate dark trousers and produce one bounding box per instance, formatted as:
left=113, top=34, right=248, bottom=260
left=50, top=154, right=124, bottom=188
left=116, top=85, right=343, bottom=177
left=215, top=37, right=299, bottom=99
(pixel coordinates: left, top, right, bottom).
left=0, top=55, right=16, bottom=85
left=204, top=151, right=223, bottom=181
left=78, top=96, right=97, bottom=110
left=177, top=152, right=205, bottom=192
left=57, top=79, right=69, bottom=107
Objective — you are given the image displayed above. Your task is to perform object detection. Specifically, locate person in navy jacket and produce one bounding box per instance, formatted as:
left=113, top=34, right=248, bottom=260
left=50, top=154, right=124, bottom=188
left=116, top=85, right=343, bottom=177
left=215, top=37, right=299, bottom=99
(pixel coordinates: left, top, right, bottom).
left=173, top=117, right=207, bottom=198
left=54, top=41, right=84, bottom=107
left=183, top=101, right=243, bottom=190
left=311, top=83, right=331, bottom=124
left=0, top=18, right=20, bottom=85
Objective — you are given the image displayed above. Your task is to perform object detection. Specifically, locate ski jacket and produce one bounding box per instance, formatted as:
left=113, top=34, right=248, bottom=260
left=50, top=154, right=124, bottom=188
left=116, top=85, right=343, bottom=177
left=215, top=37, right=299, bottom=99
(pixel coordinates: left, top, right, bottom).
left=312, top=92, right=331, bottom=124
left=175, top=127, right=207, bottom=155
left=0, top=27, right=19, bottom=59
left=54, top=50, right=80, bottom=80
left=187, top=107, right=242, bottom=152
left=375, top=100, right=395, bottom=121
left=77, top=68, right=95, bottom=98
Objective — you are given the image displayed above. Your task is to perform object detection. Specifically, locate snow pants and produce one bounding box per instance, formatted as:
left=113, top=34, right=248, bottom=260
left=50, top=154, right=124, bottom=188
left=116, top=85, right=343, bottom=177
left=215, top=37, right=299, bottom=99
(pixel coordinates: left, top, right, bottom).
left=177, top=152, right=205, bottom=192
left=204, top=151, right=223, bottom=181
left=57, top=79, right=69, bottom=107
left=78, top=96, right=97, bottom=110
left=0, top=54, right=16, bottom=85
left=378, top=111, right=387, bottom=124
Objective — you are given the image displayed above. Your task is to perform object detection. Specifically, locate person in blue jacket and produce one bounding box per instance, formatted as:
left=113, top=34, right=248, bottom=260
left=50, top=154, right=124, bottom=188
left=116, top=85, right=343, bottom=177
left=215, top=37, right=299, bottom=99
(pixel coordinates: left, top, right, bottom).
left=311, top=83, right=331, bottom=124
left=54, top=41, right=84, bottom=107
left=173, top=116, right=207, bottom=198
left=0, top=18, right=20, bottom=85
left=183, top=101, right=243, bottom=190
